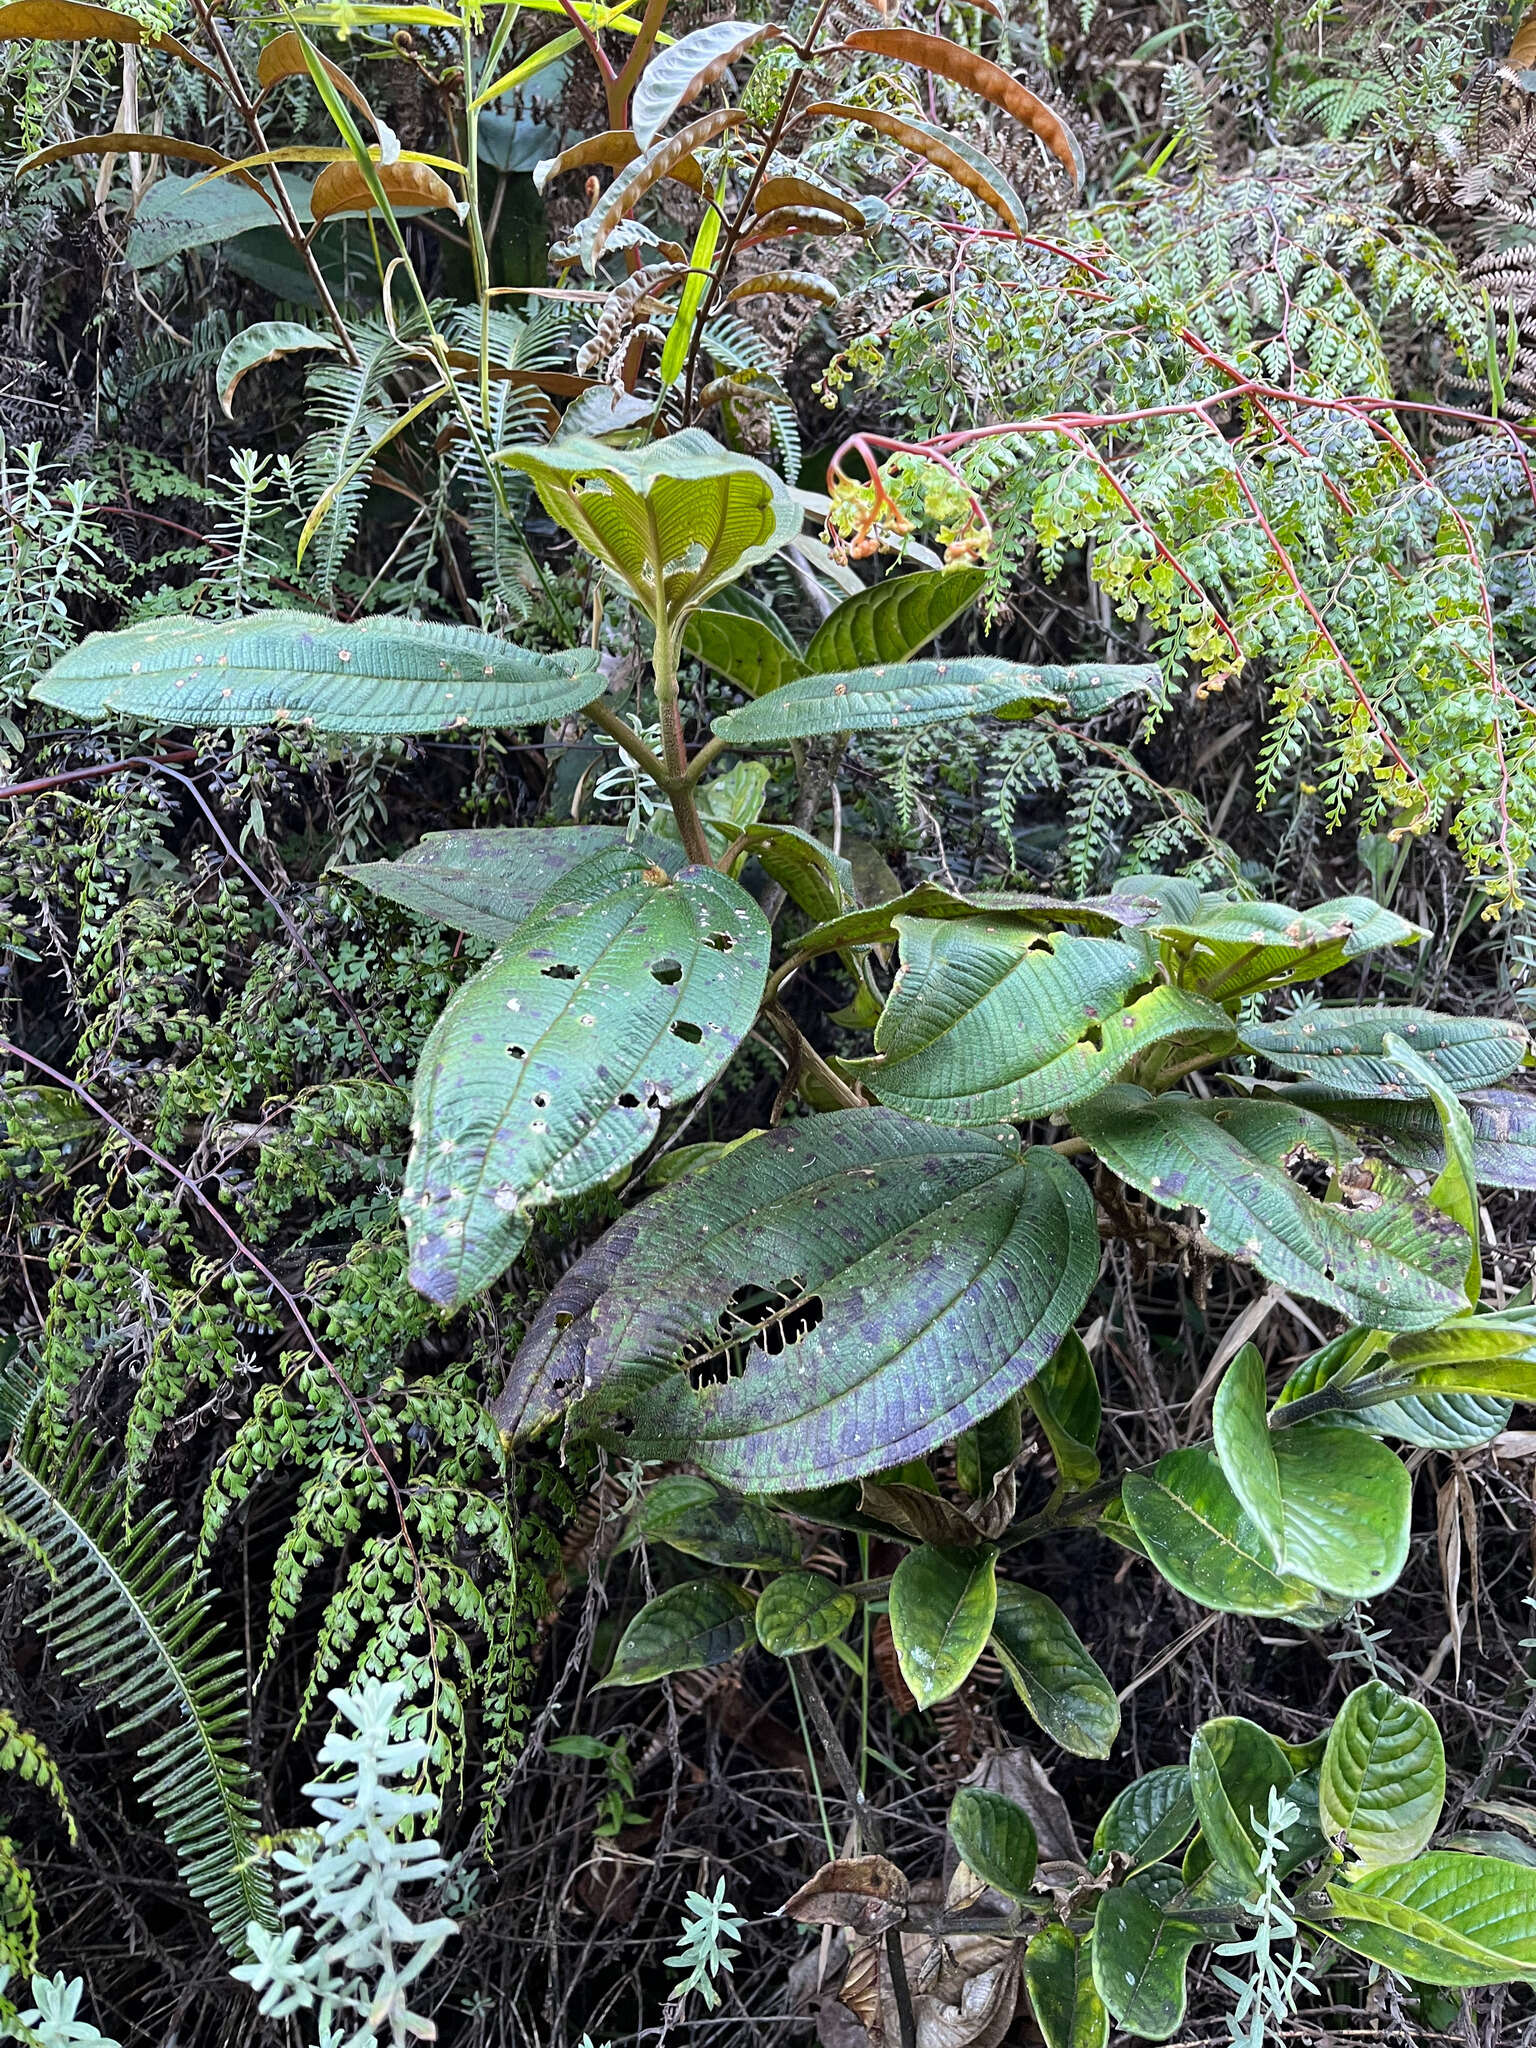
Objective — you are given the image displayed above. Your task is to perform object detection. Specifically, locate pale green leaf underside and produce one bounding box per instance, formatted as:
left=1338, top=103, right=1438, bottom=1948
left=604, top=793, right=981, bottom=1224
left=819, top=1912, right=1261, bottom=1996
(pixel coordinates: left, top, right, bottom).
left=711, top=658, right=1064, bottom=743
left=1153, top=894, right=1423, bottom=997
left=31, top=609, right=602, bottom=734
left=344, top=825, right=679, bottom=940
left=493, top=1109, right=1100, bottom=1489
left=404, top=851, right=770, bottom=1306
left=1243, top=1007, right=1527, bottom=1098
left=683, top=607, right=809, bottom=695
left=1069, top=1086, right=1469, bottom=1331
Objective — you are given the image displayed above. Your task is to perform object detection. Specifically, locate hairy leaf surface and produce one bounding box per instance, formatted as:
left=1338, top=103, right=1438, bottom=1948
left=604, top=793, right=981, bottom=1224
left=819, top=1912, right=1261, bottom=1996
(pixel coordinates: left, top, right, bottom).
left=1243, top=1008, right=1527, bottom=1097
left=711, top=658, right=1062, bottom=743
left=345, top=826, right=678, bottom=939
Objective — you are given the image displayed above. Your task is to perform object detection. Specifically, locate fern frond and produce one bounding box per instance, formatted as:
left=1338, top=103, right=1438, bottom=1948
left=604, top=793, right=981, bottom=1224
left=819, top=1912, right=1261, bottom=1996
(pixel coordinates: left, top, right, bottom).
left=0, top=1424, right=275, bottom=1957
left=301, top=322, right=410, bottom=601
left=0, top=1841, right=36, bottom=1979
left=0, top=1712, right=73, bottom=1841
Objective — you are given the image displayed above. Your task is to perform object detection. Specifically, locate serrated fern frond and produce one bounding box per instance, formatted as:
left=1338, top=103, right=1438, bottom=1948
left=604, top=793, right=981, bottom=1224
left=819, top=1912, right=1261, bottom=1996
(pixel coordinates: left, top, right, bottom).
left=0, top=1419, right=274, bottom=1958
left=301, top=322, right=411, bottom=601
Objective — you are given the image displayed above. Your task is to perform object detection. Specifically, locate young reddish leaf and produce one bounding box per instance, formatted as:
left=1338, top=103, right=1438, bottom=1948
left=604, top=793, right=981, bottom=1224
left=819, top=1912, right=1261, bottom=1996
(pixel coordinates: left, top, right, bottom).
left=753, top=170, right=865, bottom=224
left=255, top=29, right=385, bottom=133
left=803, top=101, right=1028, bottom=233
left=744, top=204, right=857, bottom=241
left=841, top=28, right=1083, bottom=185
left=584, top=107, right=749, bottom=270
left=725, top=270, right=841, bottom=305
left=18, top=133, right=272, bottom=201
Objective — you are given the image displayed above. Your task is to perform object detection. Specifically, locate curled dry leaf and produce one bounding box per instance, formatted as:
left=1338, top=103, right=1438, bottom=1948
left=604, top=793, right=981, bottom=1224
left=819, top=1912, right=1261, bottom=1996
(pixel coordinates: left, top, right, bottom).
left=726, top=270, right=843, bottom=305
left=256, top=29, right=383, bottom=132
left=754, top=171, right=866, bottom=225
left=18, top=133, right=271, bottom=200
left=310, top=157, right=457, bottom=223
left=585, top=107, right=749, bottom=271
left=836, top=1919, right=1022, bottom=2048
left=841, top=28, right=1083, bottom=186
left=783, top=1855, right=910, bottom=1936
left=533, top=126, right=704, bottom=196
left=802, top=103, right=1026, bottom=235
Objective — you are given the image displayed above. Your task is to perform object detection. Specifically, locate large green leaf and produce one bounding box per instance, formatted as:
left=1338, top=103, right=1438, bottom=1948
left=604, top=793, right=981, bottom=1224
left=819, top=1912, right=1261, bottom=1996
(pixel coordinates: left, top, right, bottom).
left=787, top=879, right=1171, bottom=962
left=1188, top=1718, right=1295, bottom=1895
left=1092, top=1767, right=1196, bottom=1874
left=1091, top=1867, right=1202, bottom=2040
left=1283, top=1084, right=1536, bottom=1190
left=600, top=1577, right=756, bottom=1686
left=803, top=566, right=985, bottom=673
left=1026, top=1331, right=1101, bottom=1488
left=754, top=1571, right=856, bottom=1656
left=1025, top=1927, right=1108, bottom=2048
left=1320, top=1681, right=1445, bottom=1870
left=947, top=1785, right=1038, bottom=1902
left=1211, top=1345, right=1284, bottom=1564
left=990, top=1582, right=1120, bottom=1759
left=1387, top=1032, right=1483, bottom=1302
left=1276, top=1324, right=1515, bottom=1446
left=30, top=610, right=603, bottom=735
left=710, top=658, right=1062, bottom=744
left=846, top=924, right=1232, bottom=1125
left=889, top=1544, right=997, bottom=1708
left=492, top=1110, right=1100, bottom=1488
left=1325, top=1852, right=1536, bottom=1986
left=1122, top=1448, right=1325, bottom=1617
left=1149, top=894, right=1423, bottom=999
left=1242, top=1007, right=1527, bottom=1098
left=403, top=851, right=770, bottom=1306
left=1069, top=1087, right=1469, bottom=1331
left=497, top=431, right=802, bottom=629
left=344, top=826, right=678, bottom=940
left=682, top=606, right=808, bottom=696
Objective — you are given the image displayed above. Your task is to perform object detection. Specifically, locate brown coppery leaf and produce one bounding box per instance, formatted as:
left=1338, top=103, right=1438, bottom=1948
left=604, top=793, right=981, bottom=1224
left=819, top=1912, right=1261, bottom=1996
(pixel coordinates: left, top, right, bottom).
left=859, top=1481, right=979, bottom=1549
left=586, top=106, right=748, bottom=269
left=256, top=29, right=382, bottom=131
left=726, top=270, right=842, bottom=306
left=17, top=132, right=272, bottom=201
left=310, top=157, right=457, bottom=223
left=801, top=102, right=1027, bottom=234
left=533, top=126, right=704, bottom=195
left=754, top=171, right=865, bottom=226
left=783, top=1856, right=910, bottom=1936
left=0, top=0, right=220, bottom=76
left=873, top=1613, right=917, bottom=1714
left=747, top=204, right=857, bottom=241
left=1512, top=5, right=1536, bottom=69
left=839, top=29, right=1082, bottom=185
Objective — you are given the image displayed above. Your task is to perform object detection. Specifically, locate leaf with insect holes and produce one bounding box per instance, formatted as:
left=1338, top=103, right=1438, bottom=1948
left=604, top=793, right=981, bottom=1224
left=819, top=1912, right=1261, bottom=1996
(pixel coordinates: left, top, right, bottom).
left=847, top=922, right=1233, bottom=1126
left=948, top=1786, right=1038, bottom=1901
left=1320, top=1681, right=1445, bottom=1870
left=1026, top=1927, right=1108, bottom=2048
left=631, top=19, right=780, bottom=146
left=599, top=1576, right=756, bottom=1686
left=31, top=611, right=602, bottom=735
left=1326, top=1852, right=1536, bottom=1986
left=890, top=1545, right=997, bottom=1709
left=805, top=101, right=1028, bottom=232
left=1242, top=1007, right=1527, bottom=1098
left=492, top=1109, right=1099, bottom=1489
left=840, top=29, right=1082, bottom=184
left=1068, top=1087, right=1470, bottom=1331
left=343, top=827, right=681, bottom=941
left=1286, top=1084, right=1536, bottom=1191
left=803, top=567, right=986, bottom=673
left=1211, top=1344, right=1284, bottom=1565
left=1189, top=1717, right=1295, bottom=1894
left=216, top=321, right=344, bottom=415
left=990, top=1582, right=1120, bottom=1758
left=754, top=1571, right=856, bottom=1656
left=1092, top=1867, right=1202, bottom=2040
left=497, top=429, right=801, bottom=628
left=403, top=849, right=769, bottom=1308
left=1150, top=894, right=1423, bottom=999
left=712, top=659, right=1062, bottom=744
left=1093, top=1767, right=1197, bottom=1875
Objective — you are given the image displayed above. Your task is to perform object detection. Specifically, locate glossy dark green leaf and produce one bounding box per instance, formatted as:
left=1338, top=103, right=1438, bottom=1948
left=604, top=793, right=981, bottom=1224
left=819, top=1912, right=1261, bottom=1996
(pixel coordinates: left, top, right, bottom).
left=1091, top=1867, right=1202, bottom=2039
left=1093, top=1767, right=1197, bottom=1874
left=803, top=566, right=984, bottom=672
left=1267, top=1423, right=1410, bottom=1597
left=635, top=1476, right=800, bottom=1569
left=1150, top=894, right=1423, bottom=999
left=890, top=1545, right=997, bottom=1708
left=1026, top=1332, right=1101, bottom=1488
left=948, top=1785, right=1038, bottom=1902
left=343, top=826, right=678, bottom=940
left=600, top=1576, right=756, bottom=1685
left=1122, top=1448, right=1324, bottom=1617
left=404, top=852, right=770, bottom=1306
left=1243, top=1007, right=1526, bottom=1099
left=711, top=658, right=1063, bottom=745
left=956, top=1396, right=1023, bottom=1500
left=1325, top=1852, right=1536, bottom=1986
left=683, top=606, right=809, bottom=696
left=1069, top=1087, right=1469, bottom=1331
left=495, top=1111, right=1100, bottom=1489
left=990, top=1582, right=1120, bottom=1759
left=1320, top=1681, right=1445, bottom=1870
left=754, top=1571, right=856, bottom=1656
left=31, top=610, right=602, bottom=734
left=497, top=430, right=802, bottom=628
left=1283, top=1084, right=1536, bottom=1191
left=1188, top=1717, right=1295, bottom=1893
left=1211, top=1344, right=1284, bottom=1564
left=742, top=822, right=855, bottom=922
left=1025, top=1927, right=1109, bottom=2048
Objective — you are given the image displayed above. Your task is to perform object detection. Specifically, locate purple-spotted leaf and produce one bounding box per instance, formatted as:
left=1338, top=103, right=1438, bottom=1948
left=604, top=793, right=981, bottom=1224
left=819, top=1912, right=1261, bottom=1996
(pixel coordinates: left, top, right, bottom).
left=491, top=1108, right=1099, bottom=1489
left=403, top=849, right=769, bottom=1307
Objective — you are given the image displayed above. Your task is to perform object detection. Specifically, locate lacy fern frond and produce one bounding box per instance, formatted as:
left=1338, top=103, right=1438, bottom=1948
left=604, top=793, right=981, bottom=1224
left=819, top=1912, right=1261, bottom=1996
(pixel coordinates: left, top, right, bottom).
left=301, top=322, right=411, bottom=601
left=0, top=1410, right=274, bottom=1957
